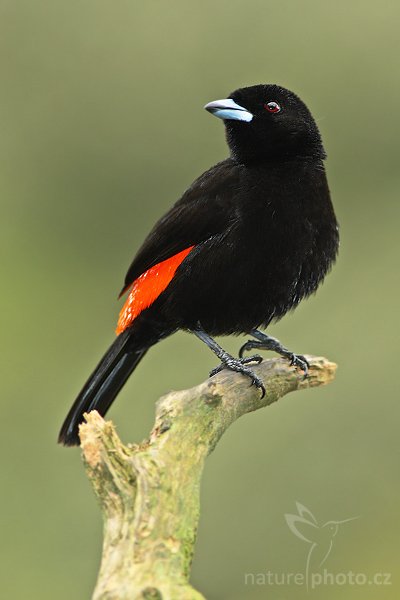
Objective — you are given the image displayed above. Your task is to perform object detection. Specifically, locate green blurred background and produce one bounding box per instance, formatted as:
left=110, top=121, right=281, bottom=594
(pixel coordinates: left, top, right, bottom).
left=1, top=1, right=399, bottom=598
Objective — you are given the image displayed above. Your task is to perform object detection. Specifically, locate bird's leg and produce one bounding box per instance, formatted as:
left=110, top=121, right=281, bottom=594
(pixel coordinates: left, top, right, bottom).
left=239, top=329, right=309, bottom=378
left=192, top=325, right=265, bottom=397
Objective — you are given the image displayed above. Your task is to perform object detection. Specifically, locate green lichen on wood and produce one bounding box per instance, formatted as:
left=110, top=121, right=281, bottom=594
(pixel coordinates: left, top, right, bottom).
left=79, top=356, right=337, bottom=600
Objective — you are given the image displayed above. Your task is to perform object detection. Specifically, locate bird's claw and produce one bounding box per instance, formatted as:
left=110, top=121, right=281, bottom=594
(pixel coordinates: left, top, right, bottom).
left=243, top=353, right=263, bottom=365
left=247, top=372, right=266, bottom=398
left=210, top=354, right=262, bottom=376
left=209, top=355, right=265, bottom=397
left=238, top=340, right=260, bottom=358
left=239, top=337, right=309, bottom=380
left=289, top=353, right=309, bottom=379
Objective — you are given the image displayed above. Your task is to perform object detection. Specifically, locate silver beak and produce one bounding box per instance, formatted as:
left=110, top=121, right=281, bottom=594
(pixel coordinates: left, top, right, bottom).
left=204, top=98, right=253, bottom=122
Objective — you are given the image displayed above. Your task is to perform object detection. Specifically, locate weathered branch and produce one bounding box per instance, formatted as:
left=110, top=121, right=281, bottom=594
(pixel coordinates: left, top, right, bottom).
left=79, top=356, right=336, bottom=600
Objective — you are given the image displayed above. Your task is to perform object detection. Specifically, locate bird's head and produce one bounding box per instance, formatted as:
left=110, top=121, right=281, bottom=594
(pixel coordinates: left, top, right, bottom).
left=205, top=84, right=325, bottom=165
left=322, top=516, right=359, bottom=538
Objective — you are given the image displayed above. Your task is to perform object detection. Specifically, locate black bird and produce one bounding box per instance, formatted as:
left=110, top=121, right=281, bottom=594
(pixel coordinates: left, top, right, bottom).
left=59, top=84, right=339, bottom=446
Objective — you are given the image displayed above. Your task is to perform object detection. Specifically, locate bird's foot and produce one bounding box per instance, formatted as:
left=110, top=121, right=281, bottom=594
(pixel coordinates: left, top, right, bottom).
left=239, top=332, right=309, bottom=379
left=288, top=353, right=309, bottom=379
left=209, top=354, right=265, bottom=397
left=239, top=339, right=264, bottom=358
left=210, top=354, right=263, bottom=376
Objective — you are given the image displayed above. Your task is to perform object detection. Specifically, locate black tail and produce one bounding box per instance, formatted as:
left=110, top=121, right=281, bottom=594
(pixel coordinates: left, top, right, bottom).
left=58, top=329, right=148, bottom=446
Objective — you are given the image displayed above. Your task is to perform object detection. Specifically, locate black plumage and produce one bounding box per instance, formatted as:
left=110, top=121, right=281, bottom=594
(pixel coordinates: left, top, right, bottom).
left=59, top=84, right=339, bottom=446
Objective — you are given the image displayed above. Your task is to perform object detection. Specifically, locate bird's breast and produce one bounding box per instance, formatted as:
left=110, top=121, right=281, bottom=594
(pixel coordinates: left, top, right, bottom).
left=160, top=164, right=338, bottom=334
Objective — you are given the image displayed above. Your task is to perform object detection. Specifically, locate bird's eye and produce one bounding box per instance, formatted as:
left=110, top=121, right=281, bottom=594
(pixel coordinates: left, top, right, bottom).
left=264, top=101, right=281, bottom=114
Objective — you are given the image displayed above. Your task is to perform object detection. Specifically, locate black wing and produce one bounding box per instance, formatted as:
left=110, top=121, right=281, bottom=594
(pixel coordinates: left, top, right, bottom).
left=120, top=158, right=240, bottom=295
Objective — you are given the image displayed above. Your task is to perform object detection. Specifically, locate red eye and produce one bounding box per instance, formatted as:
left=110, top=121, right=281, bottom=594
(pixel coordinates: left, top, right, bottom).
left=264, top=101, right=281, bottom=113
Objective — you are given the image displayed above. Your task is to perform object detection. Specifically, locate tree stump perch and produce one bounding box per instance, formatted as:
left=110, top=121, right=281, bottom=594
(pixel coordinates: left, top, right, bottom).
left=79, top=355, right=337, bottom=600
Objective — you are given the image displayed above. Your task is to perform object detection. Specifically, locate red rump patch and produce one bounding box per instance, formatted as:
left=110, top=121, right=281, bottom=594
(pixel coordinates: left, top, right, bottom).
left=116, top=246, right=194, bottom=334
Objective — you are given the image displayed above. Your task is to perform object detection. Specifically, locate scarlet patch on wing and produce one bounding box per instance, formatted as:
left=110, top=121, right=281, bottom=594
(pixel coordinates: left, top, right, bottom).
left=116, top=246, right=194, bottom=334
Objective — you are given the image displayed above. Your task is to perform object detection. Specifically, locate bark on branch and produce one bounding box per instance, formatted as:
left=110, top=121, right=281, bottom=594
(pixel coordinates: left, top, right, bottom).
left=79, top=355, right=337, bottom=600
